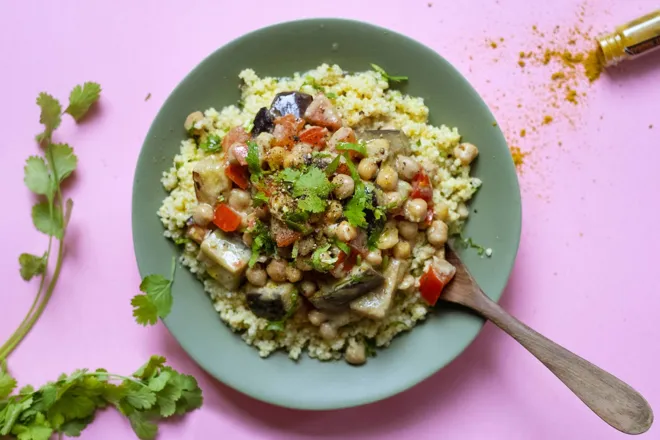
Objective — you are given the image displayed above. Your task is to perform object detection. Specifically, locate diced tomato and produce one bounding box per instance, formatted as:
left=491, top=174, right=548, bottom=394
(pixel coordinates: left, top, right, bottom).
left=336, top=163, right=350, bottom=175
left=225, top=163, right=250, bottom=189
left=274, top=228, right=301, bottom=248
left=272, top=114, right=305, bottom=148
left=333, top=250, right=358, bottom=273
left=229, top=143, right=248, bottom=166
left=221, top=127, right=249, bottom=152
left=298, top=126, right=328, bottom=148
left=419, top=263, right=455, bottom=306
left=213, top=203, right=242, bottom=232
left=410, top=171, right=433, bottom=202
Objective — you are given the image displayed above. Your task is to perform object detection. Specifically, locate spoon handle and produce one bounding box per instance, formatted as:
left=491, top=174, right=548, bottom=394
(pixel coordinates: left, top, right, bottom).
left=465, top=291, right=653, bottom=435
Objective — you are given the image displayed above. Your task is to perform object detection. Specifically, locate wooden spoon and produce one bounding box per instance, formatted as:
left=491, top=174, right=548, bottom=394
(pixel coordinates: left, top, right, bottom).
left=443, top=246, right=653, bottom=435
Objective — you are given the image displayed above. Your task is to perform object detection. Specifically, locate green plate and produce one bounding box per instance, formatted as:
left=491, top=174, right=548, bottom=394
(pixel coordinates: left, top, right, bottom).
left=132, top=18, right=521, bottom=410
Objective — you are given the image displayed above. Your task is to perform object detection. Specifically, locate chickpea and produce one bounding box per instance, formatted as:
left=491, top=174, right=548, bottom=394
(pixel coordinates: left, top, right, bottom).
left=397, top=221, right=418, bottom=240
left=192, top=203, right=214, bottom=226
left=228, top=189, right=251, bottom=210
left=325, top=223, right=338, bottom=237
left=242, top=232, right=253, bottom=247
left=383, top=191, right=403, bottom=210
left=297, top=237, right=316, bottom=257
left=246, top=264, right=267, bottom=287
left=404, top=198, right=428, bottom=223
left=395, top=156, right=421, bottom=181
left=296, top=258, right=313, bottom=271
left=332, top=174, right=355, bottom=200
left=255, top=132, right=274, bottom=150
left=358, top=158, right=378, bottom=181
left=308, top=310, right=327, bottom=326
left=377, top=224, right=399, bottom=250
left=285, top=266, right=303, bottom=283
left=345, top=340, right=367, bottom=365
left=265, top=146, right=286, bottom=169
left=365, top=249, right=382, bottom=266
left=434, top=201, right=449, bottom=221
left=266, top=259, right=287, bottom=282
left=393, top=240, right=412, bottom=259
left=325, top=200, right=343, bottom=223
left=427, top=220, right=448, bottom=247
left=376, top=166, right=398, bottom=191
left=320, top=322, right=338, bottom=340
left=336, top=221, right=358, bottom=242
left=453, top=142, right=479, bottom=165
left=300, top=280, right=317, bottom=297
left=435, top=247, right=446, bottom=260
left=184, top=111, right=204, bottom=131
left=366, top=138, right=390, bottom=162
left=283, top=152, right=301, bottom=169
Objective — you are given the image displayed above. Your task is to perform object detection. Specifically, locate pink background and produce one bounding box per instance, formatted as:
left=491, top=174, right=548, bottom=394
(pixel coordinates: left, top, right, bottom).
left=1, top=0, right=659, bottom=439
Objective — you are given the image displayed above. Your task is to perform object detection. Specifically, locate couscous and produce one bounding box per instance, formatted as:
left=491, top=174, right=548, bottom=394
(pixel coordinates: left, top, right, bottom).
left=158, top=64, right=481, bottom=365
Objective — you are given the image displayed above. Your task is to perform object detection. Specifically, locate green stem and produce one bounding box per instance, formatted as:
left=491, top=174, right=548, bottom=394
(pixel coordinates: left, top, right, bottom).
left=0, top=236, right=52, bottom=359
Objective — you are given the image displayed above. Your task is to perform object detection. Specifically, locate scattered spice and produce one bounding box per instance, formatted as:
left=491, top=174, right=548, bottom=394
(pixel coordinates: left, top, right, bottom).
left=518, top=60, right=526, bottom=68
left=490, top=41, right=498, bottom=49
left=510, top=146, right=529, bottom=169
left=519, top=129, right=526, bottom=137
left=542, top=115, right=554, bottom=125
left=650, top=124, right=654, bottom=129
left=583, top=46, right=604, bottom=82
left=565, top=88, right=578, bottom=105
left=427, top=2, right=433, bottom=6
left=145, top=93, right=152, bottom=101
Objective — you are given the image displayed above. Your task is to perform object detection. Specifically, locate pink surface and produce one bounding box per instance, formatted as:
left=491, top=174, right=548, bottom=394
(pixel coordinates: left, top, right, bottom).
left=1, top=0, right=659, bottom=439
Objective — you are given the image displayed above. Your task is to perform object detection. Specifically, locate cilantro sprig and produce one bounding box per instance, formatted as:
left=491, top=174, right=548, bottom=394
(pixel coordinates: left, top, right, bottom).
left=371, top=64, right=408, bottom=83
left=0, top=356, right=202, bottom=440
left=336, top=142, right=367, bottom=157
left=1, top=83, right=101, bottom=362
left=131, top=257, right=177, bottom=326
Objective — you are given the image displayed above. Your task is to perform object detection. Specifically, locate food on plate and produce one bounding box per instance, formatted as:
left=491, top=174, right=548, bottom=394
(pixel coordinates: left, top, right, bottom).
left=158, top=64, right=481, bottom=364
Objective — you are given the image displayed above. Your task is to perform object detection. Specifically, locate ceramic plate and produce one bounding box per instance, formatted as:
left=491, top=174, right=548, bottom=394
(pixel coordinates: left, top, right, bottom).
left=132, top=18, right=521, bottom=410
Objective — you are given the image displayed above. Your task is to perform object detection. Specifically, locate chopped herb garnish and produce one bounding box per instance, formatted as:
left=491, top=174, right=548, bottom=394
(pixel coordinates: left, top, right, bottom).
left=455, top=234, right=488, bottom=256
left=199, top=134, right=222, bottom=153
left=279, top=168, right=302, bottom=183
left=334, top=238, right=351, bottom=255
left=303, top=75, right=325, bottom=92
left=292, top=167, right=334, bottom=214
left=246, top=140, right=261, bottom=176
left=371, top=63, right=408, bottom=83
left=367, top=221, right=385, bottom=250
left=291, top=241, right=300, bottom=259
left=174, top=237, right=191, bottom=246
left=249, top=221, right=276, bottom=267
left=364, top=338, right=378, bottom=357
left=336, top=142, right=367, bottom=157
left=342, top=156, right=369, bottom=228
left=311, top=244, right=337, bottom=272
left=325, top=155, right=341, bottom=176
left=326, top=92, right=337, bottom=99
left=253, top=191, right=268, bottom=207
left=266, top=291, right=299, bottom=332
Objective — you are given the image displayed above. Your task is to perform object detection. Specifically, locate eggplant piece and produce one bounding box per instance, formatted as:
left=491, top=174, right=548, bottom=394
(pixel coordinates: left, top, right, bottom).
left=246, top=281, right=298, bottom=320
left=350, top=258, right=410, bottom=319
left=270, top=91, right=313, bottom=118
left=356, top=129, right=412, bottom=158
left=200, top=230, right=251, bottom=290
left=310, top=263, right=385, bottom=311
left=192, top=154, right=231, bottom=205
left=251, top=107, right=275, bottom=136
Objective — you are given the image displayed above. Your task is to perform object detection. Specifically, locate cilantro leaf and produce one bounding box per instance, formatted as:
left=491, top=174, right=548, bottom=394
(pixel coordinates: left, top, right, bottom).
left=133, top=356, right=166, bottom=380
left=246, top=141, right=261, bottom=176
left=253, top=191, right=268, bottom=207
left=334, top=238, right=351, bottom=255
left=123, top=385, right=157, bottom=410
left=279, top=168, right=301, bottom=183
left=147, top=371, right=171, bottom=392
left=24, top=156, right=52, bottom=197
left=64, top=82, right=101, bottom=122
left=128, top=412, right=158, bottom=440
left=344, top=186, right=368, bottom=228
left=199, top=134, right=222, bottom=153
left=298, top=194, right=326, bottom=213
left=60, top=416, right=94, bottom=436
left=131, top=295, right=157, bottom=326
left=325, top=154, right=341, bottom=176
left=31, top=202, right=63, bottom=239
left=371, top=64, right=408, bottom=83
left=0, top=359, right=17, bottom=399
left=293, top=167, right=334, bottom=198
left=248, top=221, right=276, bottom=267
left=18, top=252, right=47, bottom=281
left=336, top=142, right=367, bottom=156
left=326, top=92, right=337, bottom=99
left=132, top=258, right=176, bottom=326
left=35, top=93, right=62, bottom=144
left=47, top=143, right=78, bottom=183
left=11, top=413, right=53, bottom=440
